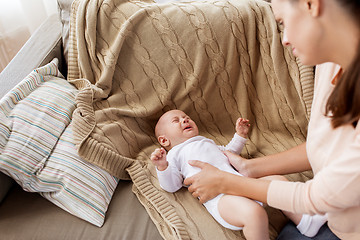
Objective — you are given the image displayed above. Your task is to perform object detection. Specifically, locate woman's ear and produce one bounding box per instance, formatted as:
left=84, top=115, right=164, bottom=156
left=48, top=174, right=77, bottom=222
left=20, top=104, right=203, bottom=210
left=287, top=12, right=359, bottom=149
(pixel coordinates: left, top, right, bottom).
left=303, top=0, right=321, bottom=17
left=158, top=135, right=170, bottom=148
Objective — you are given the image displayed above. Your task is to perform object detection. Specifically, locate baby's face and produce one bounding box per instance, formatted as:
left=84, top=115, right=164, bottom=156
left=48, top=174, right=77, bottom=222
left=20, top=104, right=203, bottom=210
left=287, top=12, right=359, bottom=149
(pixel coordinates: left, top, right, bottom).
left=157, top=110, right=199, bottom=148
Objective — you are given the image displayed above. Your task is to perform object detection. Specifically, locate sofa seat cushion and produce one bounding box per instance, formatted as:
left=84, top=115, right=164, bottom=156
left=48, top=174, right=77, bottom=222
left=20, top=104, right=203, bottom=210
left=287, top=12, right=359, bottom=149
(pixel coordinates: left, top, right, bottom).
left=0, top=181, right=162, bottom=240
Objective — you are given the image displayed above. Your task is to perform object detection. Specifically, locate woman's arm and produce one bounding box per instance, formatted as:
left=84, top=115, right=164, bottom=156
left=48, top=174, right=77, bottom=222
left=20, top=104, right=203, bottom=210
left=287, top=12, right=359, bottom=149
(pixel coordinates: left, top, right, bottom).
left=184, top=160, right=270, bottom=204
left=227, top=142, right=311, bottom=178
left=184, top=143, right=311, bottom=203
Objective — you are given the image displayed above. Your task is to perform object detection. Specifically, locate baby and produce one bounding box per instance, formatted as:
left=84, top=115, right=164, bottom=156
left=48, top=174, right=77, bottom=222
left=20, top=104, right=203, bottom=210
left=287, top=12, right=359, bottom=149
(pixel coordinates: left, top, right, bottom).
left=151, top=109, right=326, bottom=239
left=151, top=109, right=269, bottom=239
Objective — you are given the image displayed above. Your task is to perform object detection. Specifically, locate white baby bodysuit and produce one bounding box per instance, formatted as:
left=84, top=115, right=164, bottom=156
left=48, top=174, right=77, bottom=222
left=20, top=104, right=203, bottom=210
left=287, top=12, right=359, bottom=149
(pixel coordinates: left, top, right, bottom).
left=156, top=133, right=247, bottom=230
left=156, top=134, right=246, bottom=192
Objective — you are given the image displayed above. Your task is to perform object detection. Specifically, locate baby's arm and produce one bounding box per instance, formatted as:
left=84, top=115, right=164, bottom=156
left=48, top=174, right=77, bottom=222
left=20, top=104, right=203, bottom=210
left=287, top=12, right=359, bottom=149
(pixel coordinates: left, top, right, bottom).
left=220, top=133, right=247, bottom=155
left=150, top=148, right=168, bottom=171
left=218, top=118, right=249, bottom=154
left=151, top=148, right=183, bottom=192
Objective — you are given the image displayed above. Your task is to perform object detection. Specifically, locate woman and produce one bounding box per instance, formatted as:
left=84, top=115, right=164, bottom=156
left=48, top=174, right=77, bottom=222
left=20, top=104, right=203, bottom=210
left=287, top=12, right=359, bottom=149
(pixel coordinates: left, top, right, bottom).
left=183, top=0, right=360, bottom=239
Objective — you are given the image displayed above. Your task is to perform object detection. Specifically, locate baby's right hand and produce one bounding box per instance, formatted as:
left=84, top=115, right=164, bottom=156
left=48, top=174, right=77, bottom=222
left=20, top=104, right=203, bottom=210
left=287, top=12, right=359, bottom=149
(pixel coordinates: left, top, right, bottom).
left=150, top=148, right=168, bottom=171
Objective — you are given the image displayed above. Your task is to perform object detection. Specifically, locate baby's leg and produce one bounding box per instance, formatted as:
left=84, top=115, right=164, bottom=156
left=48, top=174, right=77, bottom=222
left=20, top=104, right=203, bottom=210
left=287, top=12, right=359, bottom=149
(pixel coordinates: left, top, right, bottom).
left=218, top=195, right=269, bottom=240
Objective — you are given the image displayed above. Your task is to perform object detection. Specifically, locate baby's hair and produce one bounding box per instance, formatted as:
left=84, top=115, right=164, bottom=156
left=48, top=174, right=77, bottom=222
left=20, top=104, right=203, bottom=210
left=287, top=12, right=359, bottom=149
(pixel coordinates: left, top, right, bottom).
left=154, top=109, right=174, bottom=138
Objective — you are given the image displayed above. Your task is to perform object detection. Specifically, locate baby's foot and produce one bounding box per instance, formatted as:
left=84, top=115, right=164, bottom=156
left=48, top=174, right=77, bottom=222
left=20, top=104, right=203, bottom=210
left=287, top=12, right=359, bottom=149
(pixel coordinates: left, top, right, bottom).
left=297, top=214, right=327, bottom=238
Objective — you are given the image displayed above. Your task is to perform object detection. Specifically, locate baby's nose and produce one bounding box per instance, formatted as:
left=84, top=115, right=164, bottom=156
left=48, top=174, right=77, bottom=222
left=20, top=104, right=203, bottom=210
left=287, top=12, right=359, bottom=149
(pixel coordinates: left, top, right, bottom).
left=182, top=118, right=189, bottom=123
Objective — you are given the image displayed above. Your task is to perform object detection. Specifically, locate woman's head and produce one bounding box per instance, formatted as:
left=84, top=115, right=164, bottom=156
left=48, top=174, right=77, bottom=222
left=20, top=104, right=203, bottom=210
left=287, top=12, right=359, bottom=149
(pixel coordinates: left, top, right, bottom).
left=272, top=0, right=360, bottom=128
left=271, top=0, right=360, bottom=67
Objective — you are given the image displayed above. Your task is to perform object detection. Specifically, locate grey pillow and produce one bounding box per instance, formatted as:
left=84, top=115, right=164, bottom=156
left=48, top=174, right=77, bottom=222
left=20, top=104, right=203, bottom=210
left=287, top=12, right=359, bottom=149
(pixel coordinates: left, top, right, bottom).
left=57, top=0, right=74, bottom=65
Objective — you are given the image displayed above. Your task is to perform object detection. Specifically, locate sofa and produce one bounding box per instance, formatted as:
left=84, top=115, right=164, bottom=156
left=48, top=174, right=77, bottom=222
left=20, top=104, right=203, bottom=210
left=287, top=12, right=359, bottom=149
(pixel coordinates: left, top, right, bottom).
left=0, top=3, right=162, bottom=240
left=0, top=0, right=314, bottom=239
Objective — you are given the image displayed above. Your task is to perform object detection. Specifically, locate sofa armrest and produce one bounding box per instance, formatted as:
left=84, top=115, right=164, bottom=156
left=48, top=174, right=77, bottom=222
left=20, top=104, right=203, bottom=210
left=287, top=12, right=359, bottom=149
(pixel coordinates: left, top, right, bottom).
left=0, top=14, right=64, bottom=98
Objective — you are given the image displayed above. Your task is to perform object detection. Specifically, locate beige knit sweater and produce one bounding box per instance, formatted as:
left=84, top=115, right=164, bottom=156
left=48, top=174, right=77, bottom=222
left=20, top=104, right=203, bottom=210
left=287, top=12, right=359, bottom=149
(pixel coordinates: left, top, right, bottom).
left=68, top=0, right=315, bottom=239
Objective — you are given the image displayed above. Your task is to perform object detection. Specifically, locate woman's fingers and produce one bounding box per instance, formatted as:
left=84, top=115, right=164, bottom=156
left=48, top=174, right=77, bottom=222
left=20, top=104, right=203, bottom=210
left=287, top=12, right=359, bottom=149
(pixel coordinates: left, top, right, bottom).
left=185, top=176, right=195, bottom=190
left=187, top=160, right=206, bottom=168
left=184, top=160, right=205, bottom=186
left=184, top=161, right=222, bottom=203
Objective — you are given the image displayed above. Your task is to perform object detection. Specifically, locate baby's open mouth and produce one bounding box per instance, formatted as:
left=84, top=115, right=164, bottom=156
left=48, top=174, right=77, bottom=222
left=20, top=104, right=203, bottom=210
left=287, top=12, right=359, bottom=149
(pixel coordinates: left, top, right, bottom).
left=184, top=126, right=192, bottom=130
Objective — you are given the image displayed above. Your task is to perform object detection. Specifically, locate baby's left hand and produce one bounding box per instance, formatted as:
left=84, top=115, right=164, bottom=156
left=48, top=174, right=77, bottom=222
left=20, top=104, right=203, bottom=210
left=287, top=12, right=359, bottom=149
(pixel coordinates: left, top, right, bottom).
left=236, top=118, right=250, bottom=138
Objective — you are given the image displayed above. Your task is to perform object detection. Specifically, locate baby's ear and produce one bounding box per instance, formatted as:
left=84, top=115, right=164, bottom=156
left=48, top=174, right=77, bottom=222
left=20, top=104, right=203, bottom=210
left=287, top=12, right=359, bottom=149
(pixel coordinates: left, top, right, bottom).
left=158, top=135, right=170, bottom=148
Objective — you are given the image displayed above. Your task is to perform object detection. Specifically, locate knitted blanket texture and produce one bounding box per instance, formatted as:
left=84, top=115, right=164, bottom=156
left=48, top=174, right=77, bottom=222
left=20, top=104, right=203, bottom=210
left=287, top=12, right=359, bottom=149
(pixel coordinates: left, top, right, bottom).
left=67, top=0, right=314, bottom=239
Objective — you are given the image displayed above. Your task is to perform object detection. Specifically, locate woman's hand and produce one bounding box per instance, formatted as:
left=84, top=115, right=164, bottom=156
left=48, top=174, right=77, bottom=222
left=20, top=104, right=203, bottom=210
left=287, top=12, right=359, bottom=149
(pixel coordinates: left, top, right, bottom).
left=184, top=160, right=225, bottom=204
left=225, top=143, right=311, bottom=178
left=185, top=160, right=271, bottom=204
left=224, top=150, right=254, bottom=177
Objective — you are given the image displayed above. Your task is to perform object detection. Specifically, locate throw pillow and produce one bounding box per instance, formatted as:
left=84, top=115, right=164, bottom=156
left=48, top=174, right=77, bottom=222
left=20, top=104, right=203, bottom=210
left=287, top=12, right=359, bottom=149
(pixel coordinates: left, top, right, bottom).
left=0, top=58, right=118, bottom=226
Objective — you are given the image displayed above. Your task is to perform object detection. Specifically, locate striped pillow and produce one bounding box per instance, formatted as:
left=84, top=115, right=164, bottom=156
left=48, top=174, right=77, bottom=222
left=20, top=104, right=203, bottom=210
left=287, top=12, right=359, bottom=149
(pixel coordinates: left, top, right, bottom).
left=0, top=59, right=118, bottom=227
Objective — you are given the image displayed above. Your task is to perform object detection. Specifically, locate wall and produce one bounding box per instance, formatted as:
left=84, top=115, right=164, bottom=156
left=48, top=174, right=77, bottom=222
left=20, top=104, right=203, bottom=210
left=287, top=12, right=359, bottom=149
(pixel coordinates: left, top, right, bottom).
left=0, top=0, right=58, bottom=72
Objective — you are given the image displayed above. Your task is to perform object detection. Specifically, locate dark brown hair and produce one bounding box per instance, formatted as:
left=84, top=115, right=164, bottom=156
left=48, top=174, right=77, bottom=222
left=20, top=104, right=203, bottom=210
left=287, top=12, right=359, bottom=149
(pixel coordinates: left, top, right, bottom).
left=325, top=0, right=360, bottom=128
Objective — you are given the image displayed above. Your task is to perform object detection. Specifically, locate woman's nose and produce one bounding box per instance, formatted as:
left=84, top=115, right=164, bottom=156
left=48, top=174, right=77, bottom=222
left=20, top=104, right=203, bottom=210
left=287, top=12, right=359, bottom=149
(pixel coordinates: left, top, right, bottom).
left=282, top=30, right=290, bottom=47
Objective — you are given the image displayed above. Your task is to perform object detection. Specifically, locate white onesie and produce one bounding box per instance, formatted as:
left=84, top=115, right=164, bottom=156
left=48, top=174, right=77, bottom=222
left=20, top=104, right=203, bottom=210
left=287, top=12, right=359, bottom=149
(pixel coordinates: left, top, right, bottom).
left=156, top=134, right=248, bottom=230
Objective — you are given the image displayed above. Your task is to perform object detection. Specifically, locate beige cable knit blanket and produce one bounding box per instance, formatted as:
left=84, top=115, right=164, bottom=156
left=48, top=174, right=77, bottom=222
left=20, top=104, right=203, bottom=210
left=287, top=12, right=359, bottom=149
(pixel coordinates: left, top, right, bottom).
left=68, top=0, right=314, bottom=239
